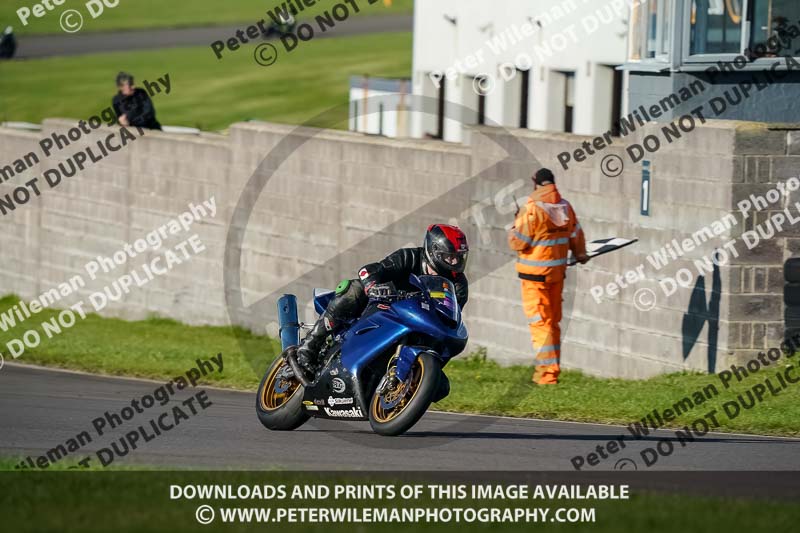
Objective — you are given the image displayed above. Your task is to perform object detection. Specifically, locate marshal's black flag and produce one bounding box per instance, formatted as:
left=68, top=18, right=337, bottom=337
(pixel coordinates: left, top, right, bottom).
left=567, top=237, right=638, bottom=265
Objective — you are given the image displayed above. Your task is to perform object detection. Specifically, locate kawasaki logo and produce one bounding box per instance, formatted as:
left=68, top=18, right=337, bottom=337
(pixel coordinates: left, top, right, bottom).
left=323, top=407, right=363, bottom=418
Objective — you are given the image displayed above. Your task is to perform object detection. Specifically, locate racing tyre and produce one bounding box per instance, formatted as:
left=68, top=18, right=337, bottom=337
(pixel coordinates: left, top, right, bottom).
left=256, top=348, right=309, bottom=431
left=369, top=351, right=441, bottom=436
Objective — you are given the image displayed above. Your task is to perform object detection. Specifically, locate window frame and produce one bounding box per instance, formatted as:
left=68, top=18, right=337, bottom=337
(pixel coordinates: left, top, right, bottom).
left=629, top=0, right=675, bottom=64
left=653, top=0, right=674, bottom=60
left=626, top=0, right=800, bottom=69
left=681, top=0, right=749, bottom=64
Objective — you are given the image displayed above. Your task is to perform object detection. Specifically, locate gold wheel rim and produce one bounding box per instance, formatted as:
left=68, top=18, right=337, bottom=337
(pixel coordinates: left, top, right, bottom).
left=371, top=357, right=425, bottom=423
left=259, top=358, right=301, bottom=411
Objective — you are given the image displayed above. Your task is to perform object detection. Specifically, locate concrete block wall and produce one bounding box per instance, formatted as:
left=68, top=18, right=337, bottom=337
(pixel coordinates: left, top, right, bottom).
left=0, top=129, right=43, bottom=301
left=0, top=118, right=794, bottom=378
left=0, top=119, right=231, bottom=328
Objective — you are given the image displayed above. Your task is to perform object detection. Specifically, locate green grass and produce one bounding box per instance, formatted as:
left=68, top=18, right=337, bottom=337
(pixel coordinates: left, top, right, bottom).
left=1, top=0, right=412, bottom=35
left=0, top=468, right=799, bottom=533
left=0, top=457, right=158, bottom=471
left=0, top=296, right=278, bottom=389
left=2, top=295, right=799, bottom=436
left=0, top=31, right=412, bottom=130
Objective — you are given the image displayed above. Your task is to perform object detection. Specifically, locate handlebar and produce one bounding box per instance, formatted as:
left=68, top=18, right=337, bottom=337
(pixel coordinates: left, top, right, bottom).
left=368, top=290, right=422, bottom=303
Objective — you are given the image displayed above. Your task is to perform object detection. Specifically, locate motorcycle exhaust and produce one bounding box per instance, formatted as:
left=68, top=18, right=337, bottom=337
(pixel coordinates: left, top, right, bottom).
left=277, top=294, right=300, bottom=351
left=277, top=294, right=313, bottom=386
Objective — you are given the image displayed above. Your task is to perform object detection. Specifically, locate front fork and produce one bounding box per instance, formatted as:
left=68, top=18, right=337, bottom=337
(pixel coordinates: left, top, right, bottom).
left=376, top=344, right=426, bottom=395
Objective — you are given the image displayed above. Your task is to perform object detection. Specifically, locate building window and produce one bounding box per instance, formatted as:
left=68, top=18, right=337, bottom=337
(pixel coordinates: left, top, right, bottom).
left=684, top=0, right=800, bottom=61
left=688, top=0, right=743, bottom=55
left=629, top=0, right=800, bottom=66
left=749, top=0, right=800, bottom=54
left=651, top=0, right=674, bottom=58
left=629, top=3, right=644, bottom=60
left=630, top=0, right=673, bottom=61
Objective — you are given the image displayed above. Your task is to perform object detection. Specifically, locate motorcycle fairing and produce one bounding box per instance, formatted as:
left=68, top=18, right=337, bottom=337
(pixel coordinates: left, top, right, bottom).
left=301, top=343, right=369, bottom=421
left=313, top=288, right=335, bottom=315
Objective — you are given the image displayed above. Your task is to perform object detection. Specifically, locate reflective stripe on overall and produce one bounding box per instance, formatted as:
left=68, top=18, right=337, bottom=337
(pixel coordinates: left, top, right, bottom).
left=521, top=279, right=563, bottom=385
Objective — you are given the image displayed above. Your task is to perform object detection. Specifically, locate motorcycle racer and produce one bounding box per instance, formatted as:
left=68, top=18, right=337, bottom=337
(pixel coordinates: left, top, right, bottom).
left=295, top=224, right=470, bottom=376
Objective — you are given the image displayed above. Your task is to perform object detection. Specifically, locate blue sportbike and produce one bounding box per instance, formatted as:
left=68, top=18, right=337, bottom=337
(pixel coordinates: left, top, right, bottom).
left=256, top=274, right=468, bottom=436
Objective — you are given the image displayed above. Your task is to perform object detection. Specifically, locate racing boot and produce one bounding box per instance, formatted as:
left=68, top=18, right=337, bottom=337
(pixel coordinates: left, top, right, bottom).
left=294, top=317, right=329, bottom=377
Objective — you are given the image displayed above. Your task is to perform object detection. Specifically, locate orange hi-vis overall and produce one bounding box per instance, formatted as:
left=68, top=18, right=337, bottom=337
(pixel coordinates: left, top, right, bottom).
left=508, top=184, right=586, bottom=384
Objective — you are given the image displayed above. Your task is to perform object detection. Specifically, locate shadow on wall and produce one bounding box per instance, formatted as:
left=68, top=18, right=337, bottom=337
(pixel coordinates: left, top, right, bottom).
left=681, top=258, right=721, bottom=374
left=785, top=258, right=800, bottom=343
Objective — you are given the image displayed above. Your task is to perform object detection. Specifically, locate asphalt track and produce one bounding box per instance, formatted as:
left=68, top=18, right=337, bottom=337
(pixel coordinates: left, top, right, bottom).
left=13, top=15, right=412, bottom=59
left=2, top=363, right=800, bottom=478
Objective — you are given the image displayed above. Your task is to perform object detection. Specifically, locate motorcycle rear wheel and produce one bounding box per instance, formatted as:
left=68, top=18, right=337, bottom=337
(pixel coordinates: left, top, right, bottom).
left=368, top=351, right=441, bottom=436
left=255, top=348, right=310, bottom=431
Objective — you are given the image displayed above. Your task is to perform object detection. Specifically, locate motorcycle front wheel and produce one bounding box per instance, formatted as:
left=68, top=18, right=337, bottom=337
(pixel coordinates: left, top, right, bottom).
left=368, top=351, right=441, bottom=436
left=255, top=348, right=309, bottom=431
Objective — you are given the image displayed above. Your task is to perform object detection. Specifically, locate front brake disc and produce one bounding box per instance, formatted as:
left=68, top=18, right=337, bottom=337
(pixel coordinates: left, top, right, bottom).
left=379, top=380, right=410, bottom=410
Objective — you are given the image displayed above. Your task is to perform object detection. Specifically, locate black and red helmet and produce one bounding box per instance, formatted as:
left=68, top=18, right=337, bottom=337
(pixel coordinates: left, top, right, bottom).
left=423, top=224, right=469, bottom=275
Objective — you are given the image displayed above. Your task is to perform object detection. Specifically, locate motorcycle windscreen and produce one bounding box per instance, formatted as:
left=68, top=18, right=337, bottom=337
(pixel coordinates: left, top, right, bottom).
left=419, top=275, right=460, bottom=324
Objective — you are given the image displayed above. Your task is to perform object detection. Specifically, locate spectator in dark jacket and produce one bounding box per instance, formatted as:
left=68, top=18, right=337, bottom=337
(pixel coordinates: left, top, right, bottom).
left=112, top=72, right=162, bottom=130
left=0, top=27, right=16, bottom=59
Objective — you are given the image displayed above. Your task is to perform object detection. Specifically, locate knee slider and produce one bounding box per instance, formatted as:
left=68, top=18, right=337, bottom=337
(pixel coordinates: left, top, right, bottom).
left=335, top=279, right=351, bottom=295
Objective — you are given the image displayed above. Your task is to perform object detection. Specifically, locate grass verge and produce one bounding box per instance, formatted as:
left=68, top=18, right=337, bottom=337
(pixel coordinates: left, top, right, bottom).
left=0, top=31, right=411, bottom=130
left=1, top=0, right=413, bottom=36
left=0, top=295, right=277, bottom=390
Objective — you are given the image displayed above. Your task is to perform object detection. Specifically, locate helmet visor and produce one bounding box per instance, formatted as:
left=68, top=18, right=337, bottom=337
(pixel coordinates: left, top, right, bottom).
left=434, top=250, right=468, bottom=273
